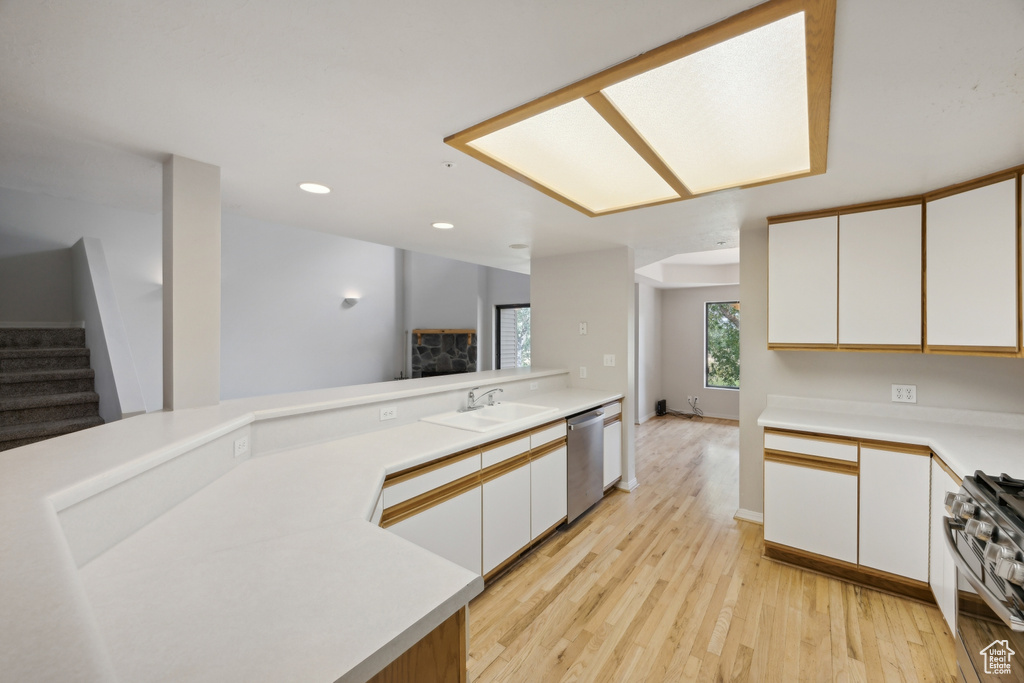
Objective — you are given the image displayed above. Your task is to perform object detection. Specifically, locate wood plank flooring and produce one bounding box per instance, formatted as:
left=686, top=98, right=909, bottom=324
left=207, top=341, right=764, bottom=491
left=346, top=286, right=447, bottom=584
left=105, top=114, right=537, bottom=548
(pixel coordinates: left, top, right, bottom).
left=467, top=416, right=958, bottom=682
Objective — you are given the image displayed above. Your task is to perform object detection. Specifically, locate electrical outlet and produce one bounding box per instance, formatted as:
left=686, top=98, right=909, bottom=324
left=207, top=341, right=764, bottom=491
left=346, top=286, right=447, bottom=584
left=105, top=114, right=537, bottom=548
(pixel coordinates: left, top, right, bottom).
left=687, top=395, right=693, bottom=403
left=579, top=366, right=587, bottom=379
left=379, top=406, right=397, bottom=421
left=530, top=382, right=538, bottom=390
left=579, top=322, right=588, bottom=335
left=603, top=354, right=615, bottom=366
left=891, top=384, right=917, bottom=404
left=233, top=437, right=249, bottom=458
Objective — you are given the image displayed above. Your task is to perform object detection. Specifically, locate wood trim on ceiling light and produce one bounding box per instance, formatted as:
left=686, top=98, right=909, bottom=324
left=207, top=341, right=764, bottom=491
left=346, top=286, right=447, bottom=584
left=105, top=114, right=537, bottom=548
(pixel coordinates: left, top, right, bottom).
left=444, top=0, right=836, bottom=216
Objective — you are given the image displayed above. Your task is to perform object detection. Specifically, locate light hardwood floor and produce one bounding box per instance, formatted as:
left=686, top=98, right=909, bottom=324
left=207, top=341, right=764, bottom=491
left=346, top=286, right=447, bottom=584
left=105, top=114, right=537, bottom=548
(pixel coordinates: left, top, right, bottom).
left=467, top=416, right=958, bottom=682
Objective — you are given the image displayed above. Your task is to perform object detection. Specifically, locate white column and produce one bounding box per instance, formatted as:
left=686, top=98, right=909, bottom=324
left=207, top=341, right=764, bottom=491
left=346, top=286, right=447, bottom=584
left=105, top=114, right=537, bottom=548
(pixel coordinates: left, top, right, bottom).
left=162, top=155, right=221, bottom=410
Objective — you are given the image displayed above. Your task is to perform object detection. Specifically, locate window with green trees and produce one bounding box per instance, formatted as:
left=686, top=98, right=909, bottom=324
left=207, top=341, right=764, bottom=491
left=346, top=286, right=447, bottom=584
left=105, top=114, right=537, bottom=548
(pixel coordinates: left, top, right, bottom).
left=705, top=301, right=740, bottom=389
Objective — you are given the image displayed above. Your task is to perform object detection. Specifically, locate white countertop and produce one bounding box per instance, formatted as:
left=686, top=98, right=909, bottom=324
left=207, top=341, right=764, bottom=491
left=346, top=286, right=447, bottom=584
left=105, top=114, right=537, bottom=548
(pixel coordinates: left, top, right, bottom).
left=757, top=395, right=1024, bottom=479
left=0, top=369, right=621, bottom=682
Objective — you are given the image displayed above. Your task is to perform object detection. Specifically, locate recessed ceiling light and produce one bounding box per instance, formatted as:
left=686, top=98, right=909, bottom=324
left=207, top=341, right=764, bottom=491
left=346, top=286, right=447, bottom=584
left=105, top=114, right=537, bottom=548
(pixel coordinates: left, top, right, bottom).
left=509, top=243, right=529, bottom=250
left=445, top=0, right=834, bottom=217
left=299, top=182, right=331, bottom=194
left=431, top=222, right=455, bottom=230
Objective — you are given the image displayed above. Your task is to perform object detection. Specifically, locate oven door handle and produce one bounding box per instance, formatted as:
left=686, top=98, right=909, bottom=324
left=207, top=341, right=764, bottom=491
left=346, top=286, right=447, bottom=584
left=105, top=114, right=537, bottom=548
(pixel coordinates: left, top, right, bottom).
left=943, top=516, right=1024, bottom=631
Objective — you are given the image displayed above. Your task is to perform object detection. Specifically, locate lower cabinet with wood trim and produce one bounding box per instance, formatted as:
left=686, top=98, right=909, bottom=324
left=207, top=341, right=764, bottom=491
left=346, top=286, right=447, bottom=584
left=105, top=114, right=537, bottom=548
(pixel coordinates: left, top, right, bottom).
left=602, top=400, right=623, bottom=489
left=380, top=418, right=579, bottom=584
left=531, top=443, right=567, bottom=540
left=387, top=486, right=483, bottom=576
left=482, top=454, right=531, bottom=576
left=763, top=428, right=935, bottom=603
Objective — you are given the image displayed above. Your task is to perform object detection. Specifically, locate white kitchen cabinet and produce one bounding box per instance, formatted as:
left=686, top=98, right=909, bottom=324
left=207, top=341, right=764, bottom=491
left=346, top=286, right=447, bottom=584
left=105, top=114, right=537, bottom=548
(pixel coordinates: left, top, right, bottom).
left=603, top=413, right=622, bottom=489
left=925, top=178, right=1018, bottom=350
left=768, top=215, right=838, bottom=346
left=482, top=462, right=531, bottom=575
left=389, top=486, right=482, bottom=576
left=838, top=204, right=922, bottom=346
left=764, top=460, right=858, bottom=564
left=531, top=445, right=567, bottom=539
left=930, top=458, right=959, bottom=631
left=859, top=446, right=930, bottom=581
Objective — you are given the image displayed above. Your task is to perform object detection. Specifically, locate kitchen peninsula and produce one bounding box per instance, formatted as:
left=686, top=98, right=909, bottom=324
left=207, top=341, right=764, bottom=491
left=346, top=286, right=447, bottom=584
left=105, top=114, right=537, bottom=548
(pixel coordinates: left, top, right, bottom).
left=0, top=368, right=621, bottom=682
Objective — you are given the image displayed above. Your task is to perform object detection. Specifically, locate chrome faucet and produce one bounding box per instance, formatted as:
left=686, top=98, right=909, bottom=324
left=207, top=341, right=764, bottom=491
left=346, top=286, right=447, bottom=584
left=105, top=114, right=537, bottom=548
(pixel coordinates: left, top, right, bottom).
left=465, top=387, right=503, bottom=411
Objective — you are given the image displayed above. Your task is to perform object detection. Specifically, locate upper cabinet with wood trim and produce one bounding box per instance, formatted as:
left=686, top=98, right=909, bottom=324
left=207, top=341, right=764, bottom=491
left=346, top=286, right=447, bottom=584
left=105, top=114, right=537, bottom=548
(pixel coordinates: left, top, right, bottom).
left=768, top=215, right=838, bottom=347
left=838, top=203, right=922, bottom=348
left=925, top=177, right=1019, bottom=353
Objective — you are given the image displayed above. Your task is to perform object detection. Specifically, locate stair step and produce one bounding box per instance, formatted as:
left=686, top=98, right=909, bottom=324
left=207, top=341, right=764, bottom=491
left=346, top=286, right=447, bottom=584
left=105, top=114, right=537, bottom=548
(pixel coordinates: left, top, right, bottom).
left=0, top=368, right=96, bottom=398
left=0, top=328, right=85, bottom=349
left=0, top=347, right=91, bottom=372
left=0, top=392, right=100, bottom=427
left=0, top=416, right=105, bottom=451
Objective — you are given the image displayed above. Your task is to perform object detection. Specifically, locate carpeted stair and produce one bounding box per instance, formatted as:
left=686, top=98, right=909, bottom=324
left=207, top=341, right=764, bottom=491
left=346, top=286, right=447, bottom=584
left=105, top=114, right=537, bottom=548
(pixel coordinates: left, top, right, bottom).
left=0, top=328, right=104, bottom=451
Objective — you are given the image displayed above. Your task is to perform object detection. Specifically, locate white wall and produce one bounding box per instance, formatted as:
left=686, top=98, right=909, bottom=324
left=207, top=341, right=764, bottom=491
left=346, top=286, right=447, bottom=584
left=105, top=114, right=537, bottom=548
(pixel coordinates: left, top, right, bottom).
left=220, top=214, right=400, bottom=400
left=738, top=221, right=1024, bottom=516
left=0, top=187, right=163, bottom=408
left=532, top=247, right=636, bottom=488
left=0, top=235, right=73, bottom=323
left=661, top=284, right=740, bottom=421
left=635, top=283, right=662, bottom=423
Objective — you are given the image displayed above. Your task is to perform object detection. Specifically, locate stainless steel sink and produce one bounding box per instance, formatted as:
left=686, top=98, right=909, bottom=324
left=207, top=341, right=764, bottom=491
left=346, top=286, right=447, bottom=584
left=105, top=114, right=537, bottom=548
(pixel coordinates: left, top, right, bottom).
left=420, top=402, right=557, bottom=433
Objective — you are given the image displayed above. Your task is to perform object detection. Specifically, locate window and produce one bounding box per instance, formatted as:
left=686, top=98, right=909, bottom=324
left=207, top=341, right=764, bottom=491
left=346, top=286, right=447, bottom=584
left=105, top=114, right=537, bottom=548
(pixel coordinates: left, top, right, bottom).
left=496, top=304, right=531, bottom=369
left=706, top=301, right=740, bottom=389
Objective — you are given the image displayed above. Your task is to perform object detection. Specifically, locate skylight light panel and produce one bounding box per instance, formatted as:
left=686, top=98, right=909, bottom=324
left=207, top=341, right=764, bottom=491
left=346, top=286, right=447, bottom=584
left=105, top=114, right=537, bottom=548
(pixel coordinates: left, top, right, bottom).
left=601, top=12, right=811, bottom=194
left=467, top=99, right=679, bottom=213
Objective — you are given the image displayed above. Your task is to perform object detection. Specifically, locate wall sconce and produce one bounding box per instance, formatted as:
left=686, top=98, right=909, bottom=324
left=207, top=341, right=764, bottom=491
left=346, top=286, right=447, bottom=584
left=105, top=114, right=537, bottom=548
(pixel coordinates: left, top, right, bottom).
left=342, top=296, right=360, bottom=309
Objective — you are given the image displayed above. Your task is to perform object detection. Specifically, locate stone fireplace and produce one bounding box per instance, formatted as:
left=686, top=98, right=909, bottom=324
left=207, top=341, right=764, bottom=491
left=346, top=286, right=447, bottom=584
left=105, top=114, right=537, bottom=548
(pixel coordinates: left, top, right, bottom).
left=410, top=329, right=477, bottom=378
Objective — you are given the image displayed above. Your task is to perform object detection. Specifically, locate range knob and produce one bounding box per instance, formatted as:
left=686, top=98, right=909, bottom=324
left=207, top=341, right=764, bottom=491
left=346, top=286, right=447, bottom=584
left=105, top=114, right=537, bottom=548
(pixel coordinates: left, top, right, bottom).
left=966, top=519, right=996, bottom=542
left=952, top=500, right=978, bottom=520
left=996, top=557, right=1024, bottom=586
left=945, top=492, right=967, bottom=515
left=985, top=542, right=1016, bottom=563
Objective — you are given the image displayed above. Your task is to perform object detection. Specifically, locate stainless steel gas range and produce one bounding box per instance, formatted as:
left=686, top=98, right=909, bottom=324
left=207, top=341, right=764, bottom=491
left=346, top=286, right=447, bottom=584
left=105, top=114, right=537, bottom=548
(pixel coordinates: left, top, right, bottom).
left=945, top=472, right=1024, bottom=682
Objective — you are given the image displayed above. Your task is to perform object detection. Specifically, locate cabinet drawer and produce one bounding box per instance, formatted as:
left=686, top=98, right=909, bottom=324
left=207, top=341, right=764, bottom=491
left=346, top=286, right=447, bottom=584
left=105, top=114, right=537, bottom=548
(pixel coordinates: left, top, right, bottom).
left=602, top=401, right=622, bottom=419
left=764, top=460, right=858, bottom=564
left=764, top=431, right=857, bottom=463
left=482, top=436, right=530, bottom=469
left=530, top=422, right=567, bottom=449
left=383, top=452, right=481, bottom=508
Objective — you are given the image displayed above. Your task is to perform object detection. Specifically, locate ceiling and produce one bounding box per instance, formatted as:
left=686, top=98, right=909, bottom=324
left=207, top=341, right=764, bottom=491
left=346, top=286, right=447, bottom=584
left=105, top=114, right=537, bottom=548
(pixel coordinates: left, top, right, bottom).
left=1, top=0, right=1022, bottom=274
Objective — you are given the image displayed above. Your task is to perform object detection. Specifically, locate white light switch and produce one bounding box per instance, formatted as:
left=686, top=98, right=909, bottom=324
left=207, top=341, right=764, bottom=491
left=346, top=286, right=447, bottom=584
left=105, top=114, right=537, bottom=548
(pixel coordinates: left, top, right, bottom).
left=579, top=322, right=588, bottom=335
left=603, top=354, right=615, bottom=366
left=579, top=366, right=587, bottom=379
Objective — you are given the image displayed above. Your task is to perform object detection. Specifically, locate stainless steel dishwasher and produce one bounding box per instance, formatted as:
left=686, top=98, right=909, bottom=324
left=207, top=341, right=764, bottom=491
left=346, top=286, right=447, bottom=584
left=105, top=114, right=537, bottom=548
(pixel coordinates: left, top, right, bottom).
left=566, top=408, right=605, bottom=523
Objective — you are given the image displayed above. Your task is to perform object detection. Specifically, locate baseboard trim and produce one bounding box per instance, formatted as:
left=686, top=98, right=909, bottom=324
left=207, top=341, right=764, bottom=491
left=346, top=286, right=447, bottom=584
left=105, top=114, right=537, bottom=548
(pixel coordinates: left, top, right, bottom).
left=616, top=477, right=639, bottom=492
left=733, top=508, right=763, bottom=524
left=763, top=541, right=935, bottom=605
left=638, top=411, right=656, bottom=424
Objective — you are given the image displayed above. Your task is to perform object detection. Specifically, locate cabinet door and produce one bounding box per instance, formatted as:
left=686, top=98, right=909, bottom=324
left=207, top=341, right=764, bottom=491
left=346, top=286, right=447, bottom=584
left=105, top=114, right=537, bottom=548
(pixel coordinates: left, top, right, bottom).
left=859, top=447, right=930, bottom=581
left=764, top=460, right=857, bottom=563
left=389, top=486, right=482, bottom=576
left=768, top=216, right=838, bottom=346
left=926, top=178, right=1018, bottom=350
left=838, top=204, right=922, bottom=346
left=531, top=446, right=567, bottom=540
left=930, top=458, right=959, bottom=631
left=603, top=420, right=622, bottom=488
left=482, top=463, right=531, bottom=575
